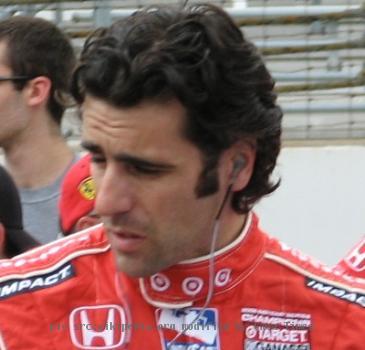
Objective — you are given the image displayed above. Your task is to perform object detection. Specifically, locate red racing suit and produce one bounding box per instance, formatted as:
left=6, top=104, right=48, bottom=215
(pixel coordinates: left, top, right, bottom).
left=335, top=235, right=365, bottom=279
left=0, top=213, right=364, bottom=349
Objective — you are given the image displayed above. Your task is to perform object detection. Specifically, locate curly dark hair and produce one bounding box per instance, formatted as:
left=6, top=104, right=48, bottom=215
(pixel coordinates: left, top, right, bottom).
left=0, top=16, right=76, bottom=125
left=72, top=4, right=283, bottom=213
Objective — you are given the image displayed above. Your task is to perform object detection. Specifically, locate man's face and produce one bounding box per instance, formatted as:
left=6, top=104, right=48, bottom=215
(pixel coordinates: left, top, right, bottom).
left=0, top=41, right=28, bottom=147
left=82, top=96, right=235, bottom=277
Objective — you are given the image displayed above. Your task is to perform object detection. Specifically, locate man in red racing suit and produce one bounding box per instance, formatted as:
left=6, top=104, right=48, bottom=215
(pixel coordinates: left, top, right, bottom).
left=0, top=213, right=364, bottom=349
left=1, top=4, right=364, bottom=349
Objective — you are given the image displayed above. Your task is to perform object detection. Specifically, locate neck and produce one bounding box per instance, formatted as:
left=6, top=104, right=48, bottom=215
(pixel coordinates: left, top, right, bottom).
left=4, top=117, right=74, bottom=189
left=214, top=210, right=248, bottom=253
left=137, top=212, right=259, bottom=309
left=185, top=212, right=248, bottom=264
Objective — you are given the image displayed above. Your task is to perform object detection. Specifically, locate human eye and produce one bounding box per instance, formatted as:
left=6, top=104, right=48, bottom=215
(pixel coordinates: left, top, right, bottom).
left=89, top=152, right=106, bottom=165
left=80, top=141, right=105, bottom=164
left=127, top=163, right=164, bottom=176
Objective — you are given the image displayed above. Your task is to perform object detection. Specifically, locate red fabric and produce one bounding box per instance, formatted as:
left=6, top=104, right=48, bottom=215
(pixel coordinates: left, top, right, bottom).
left=335, top=235, right=365, bottom=279
left=0, top=214, right=364, bottom=349
left=59, top=154, right=96, bottom=234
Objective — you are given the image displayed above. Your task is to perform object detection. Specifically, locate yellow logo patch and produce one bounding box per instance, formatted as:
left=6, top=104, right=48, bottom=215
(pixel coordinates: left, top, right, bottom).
left=78, top=177, right=96, bottom=200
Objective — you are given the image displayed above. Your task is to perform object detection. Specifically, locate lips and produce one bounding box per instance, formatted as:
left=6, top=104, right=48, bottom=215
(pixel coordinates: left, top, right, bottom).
left=108, top=227, right=146, bottom=253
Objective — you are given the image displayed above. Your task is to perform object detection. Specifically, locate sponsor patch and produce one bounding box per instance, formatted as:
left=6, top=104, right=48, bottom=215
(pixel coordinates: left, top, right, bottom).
left=156, top=308, right=220, bottom=350
left=70, top=304, right=127, bottom=349
left=0, top=263, right=74, bottom=299
left=78, top=177, right=96, bottom=200
left=306, top=277, right=365, bottom=308
left=344, top=237, right=365, bottom=272
left=241, top=308, right=311, bottom=350
left=0, top=332, right=7, bottom=350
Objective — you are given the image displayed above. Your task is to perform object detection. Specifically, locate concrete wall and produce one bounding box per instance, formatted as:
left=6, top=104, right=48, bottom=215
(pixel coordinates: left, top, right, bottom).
left=255, top=145, right=365, bottom=266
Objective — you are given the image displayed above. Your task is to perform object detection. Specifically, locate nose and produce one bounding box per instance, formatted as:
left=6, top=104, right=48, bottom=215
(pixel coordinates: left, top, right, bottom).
left=94, top=165, right=133, bottom=217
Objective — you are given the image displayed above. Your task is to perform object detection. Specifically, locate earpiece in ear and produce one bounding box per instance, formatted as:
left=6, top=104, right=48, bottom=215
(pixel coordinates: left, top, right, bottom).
left=230, top=156, right=246, bottom=184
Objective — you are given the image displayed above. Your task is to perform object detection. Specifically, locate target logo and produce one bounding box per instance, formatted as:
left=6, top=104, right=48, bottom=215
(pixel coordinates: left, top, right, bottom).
left=182, top=277, right=204, bottom=296
left=150, top=273, right=170, bottom=292
left=245, top=325, right=257, bottom=339
left=215, top=268, right=231, bottom=287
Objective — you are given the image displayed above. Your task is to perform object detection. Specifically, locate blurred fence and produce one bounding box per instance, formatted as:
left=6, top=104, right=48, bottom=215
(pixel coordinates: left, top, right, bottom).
left=0, top=0, right=363, bottom=140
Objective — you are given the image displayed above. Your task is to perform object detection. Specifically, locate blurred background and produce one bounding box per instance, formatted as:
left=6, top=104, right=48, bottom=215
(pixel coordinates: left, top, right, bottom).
left=0, top=0, right=364, bottom=264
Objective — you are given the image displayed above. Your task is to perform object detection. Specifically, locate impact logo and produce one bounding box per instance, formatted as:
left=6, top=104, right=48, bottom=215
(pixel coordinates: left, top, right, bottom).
left=241, top=308, right=311, bottom=350
left=156, top=308, right=220, bottom=350
left=306, top=278, right=365, bottom=308
left=0, top=263, right=74, bottom=300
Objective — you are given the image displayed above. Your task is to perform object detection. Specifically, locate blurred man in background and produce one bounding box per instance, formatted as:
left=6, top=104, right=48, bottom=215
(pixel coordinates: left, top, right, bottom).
left=0, top=165, right=39, bottom=258
left=59, top=154, right=100, bottom=236
left=0, top=16, right=77, bottom=244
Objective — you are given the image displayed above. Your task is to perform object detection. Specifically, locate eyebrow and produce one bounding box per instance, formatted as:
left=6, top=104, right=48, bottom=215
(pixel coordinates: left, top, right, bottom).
left=81, top=140, right=175, bottom=170
left=81, top=140, right=101, bottom=153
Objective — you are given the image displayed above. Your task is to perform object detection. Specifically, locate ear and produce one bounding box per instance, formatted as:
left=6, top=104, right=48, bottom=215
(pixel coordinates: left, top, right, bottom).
left=0, top=223, right=6, bottom=258
left=23, top=76, right=52, bottom=108
left=74, top=216, right=100, bottom=233
left=228, top=140, right=256, bottom=192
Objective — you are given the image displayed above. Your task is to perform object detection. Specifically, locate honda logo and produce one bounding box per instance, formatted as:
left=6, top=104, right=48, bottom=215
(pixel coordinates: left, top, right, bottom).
left=70, top=304, right=127, bottom=349
left=345, top=237, right=365, bottom=272
left=0, top=332, right=7, bottom=350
